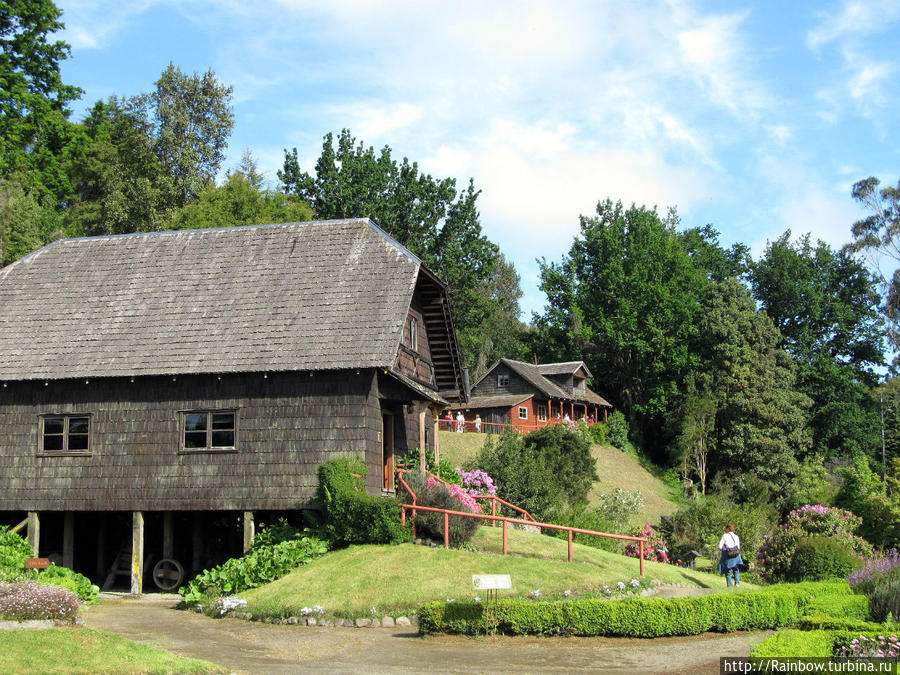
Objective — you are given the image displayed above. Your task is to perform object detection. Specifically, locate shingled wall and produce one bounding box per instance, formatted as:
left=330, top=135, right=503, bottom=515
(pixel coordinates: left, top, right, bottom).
left=0, top=369, right=383, bottom=512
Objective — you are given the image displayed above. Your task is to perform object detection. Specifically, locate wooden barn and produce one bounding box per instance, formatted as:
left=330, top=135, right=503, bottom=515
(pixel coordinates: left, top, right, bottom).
left=450, top=359, right=610, bottom=432
left=0, top=219, right=465, bottom=592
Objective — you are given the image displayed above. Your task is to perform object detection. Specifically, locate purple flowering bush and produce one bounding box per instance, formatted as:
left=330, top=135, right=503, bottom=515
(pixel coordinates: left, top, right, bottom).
left=756, top=505, right=873, bottom=583
left=848, top=550, right=900, bottom=595
left=835, top=635, right=900, bottom=658
left=0, top=580, right=80, bottom=622
left=456, top=467, right=496, bottom=496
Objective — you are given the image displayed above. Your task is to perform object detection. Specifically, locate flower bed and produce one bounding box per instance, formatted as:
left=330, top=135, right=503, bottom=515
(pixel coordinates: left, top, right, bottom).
left=0, top=581, right=80, bottom=623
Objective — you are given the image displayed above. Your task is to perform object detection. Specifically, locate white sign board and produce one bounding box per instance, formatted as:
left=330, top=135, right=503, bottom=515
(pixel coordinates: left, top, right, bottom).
left=472, top=574, right=512, bottom=590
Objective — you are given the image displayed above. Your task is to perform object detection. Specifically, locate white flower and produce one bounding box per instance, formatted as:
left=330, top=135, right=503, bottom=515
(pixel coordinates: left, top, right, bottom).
left=630, top=579, right=640, bottom=588
left=530, top=589, right=541, bottom=598
left=616, top=582, right=626, bottom=590
left=313, top=605, right=324, bottom=616
left=603, top=587, right=612, bottom=595
left=473, top=597, right=481, bottom=603
left=563, top=590, right=572, bottom=597
left=370, top=606, right=377, bottom=615
left=301, top=607, right=312, bottom=616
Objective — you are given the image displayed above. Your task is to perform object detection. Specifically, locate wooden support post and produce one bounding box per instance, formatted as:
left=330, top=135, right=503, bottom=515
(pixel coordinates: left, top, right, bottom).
left=502, top=520, right=508, bottom=555
left=418, top=406, right=427, bottom=474
left=570, top=402, right=575, bottom=419
left=96, top=513, right=107, bottom=580
left=443, top=511, right=449, bottom=549
left=491, top=500, right=497, bottom=527
left=432, top=408, right=440, bottom=467
left=163, top=512, right=174, bottom=560
left=26, top=512, right=40, bottom=556
left=567, top=530, right=573, bottom=563
left=604, top=407, right=608, bottom=423
left=243, top=511, right=255, bottom=553
left=131, top=512, right=144, bottom=595
left=639, top=541, right=645, bottom=577
left=191, top=513, right=203, bottom=572
left=63, top=512, right=74, bottom=569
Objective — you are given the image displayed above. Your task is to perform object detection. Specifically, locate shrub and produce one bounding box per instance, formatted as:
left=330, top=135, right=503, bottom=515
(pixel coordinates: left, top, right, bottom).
left=848, top=550, right=900, bottom=595
left=179, top=536, right=328, bottom=607
left=419, top=585, right=822, bottom=636
left=657, top=495, right=777, bottom=563
left=750, top=629, right=836, bottom=658
left=624, top=524, right=670, bottom=563
left=868, top=577, right=900, bottom=623
left=456, top=467, right=496, bottom=496
left=835, top=633, right=900, bottom=658
left=317, top=458, right=408, bottom=546
left=521, top=426, right=596, bottom=506
left=756, top=505, right=873, bottom=583
left=606, top=410, right=630, bottom=450
left=594, top=488, right=644, bottom=529
left=787, top=536, right=862, bottom=582
left=404, top=473, right=481, bottom=545
left=584, top=421, right=608, bottom=445
left=0, top=526, right=33, bottom=578
left=543, top=506, right=621, bottom=552
left=0, top=580, right=80, bottom=622
left=400, top=447, right=461, bottom=485
left=37, top=565, right=99, bottom=604
left=804, top=593, right=870, bottom=620
left=251, top=518, right=303, bottom=550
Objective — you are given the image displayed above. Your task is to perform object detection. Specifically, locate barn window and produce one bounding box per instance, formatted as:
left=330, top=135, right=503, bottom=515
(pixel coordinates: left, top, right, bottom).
left=407, top=316, right=418, bottom=352
left=181, top=410, right=237, bottom=451
left=498, top=374, right=510, bottom=387
left=39, top=414, right=91, bottom=454
left=518, top=407, right=528, bottom=420
left=536, top=404, right=548, bottom=422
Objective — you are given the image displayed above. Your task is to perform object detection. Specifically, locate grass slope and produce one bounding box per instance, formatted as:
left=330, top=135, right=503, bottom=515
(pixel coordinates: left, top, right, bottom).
left=0, top=627, right=224, bottom=675
left=438, top=431, right=680, bottom=528
left=241, top=526, right=744, bottom=619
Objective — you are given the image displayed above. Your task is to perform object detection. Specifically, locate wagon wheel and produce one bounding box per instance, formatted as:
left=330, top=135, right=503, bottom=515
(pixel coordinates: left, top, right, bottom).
left=152, top=558, right=184, bottom=591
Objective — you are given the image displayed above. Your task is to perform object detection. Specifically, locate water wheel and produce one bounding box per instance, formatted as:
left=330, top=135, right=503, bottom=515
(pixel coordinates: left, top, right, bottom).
left=152, top=558, right=184, bottom=591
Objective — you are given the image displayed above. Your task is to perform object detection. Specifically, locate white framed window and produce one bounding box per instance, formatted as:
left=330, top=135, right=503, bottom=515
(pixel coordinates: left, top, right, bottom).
left=518, top=407, right=528, bottom=420
left=536, top=404, right=547, bottom=422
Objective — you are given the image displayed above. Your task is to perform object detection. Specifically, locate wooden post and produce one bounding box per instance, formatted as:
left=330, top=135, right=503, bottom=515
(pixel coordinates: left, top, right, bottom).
left=567, top=530, right=573, bottom=563
left=604, top=407, right=608, bottom=423
left=131, top=512, right=144, bottom=595
left=502, top=520, right=508, bottom=555
left=163, top=512, right=174, bottom=560
left=443, top=512, right=449, bottom=549
left=26, top=512, right=40, bottom=556
left=639, top=541, right=645, bottom=577
left=63, top=512, right=74, bottom=569
left=491, top=500, right=497, bottom=527
left=96, top=513, right=106, bottom=580
left=432, top=408, right=440, bottom=467
left=243, top=511, right=255, bottom=553
left=191, top=513, right=203, bottom=572
left=570, top=402, right=575, bottom=419
left=418, top=406, right=427, bottom=474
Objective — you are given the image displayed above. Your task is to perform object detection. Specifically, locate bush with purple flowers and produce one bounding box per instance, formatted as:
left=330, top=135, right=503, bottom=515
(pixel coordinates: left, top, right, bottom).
left=0, top=580, right=80, bottom=622
left=848, top=550, right=900, bottom=595
left=455, top=467, right=496, bottom=496
left=756, top=505, right=873, bottom=583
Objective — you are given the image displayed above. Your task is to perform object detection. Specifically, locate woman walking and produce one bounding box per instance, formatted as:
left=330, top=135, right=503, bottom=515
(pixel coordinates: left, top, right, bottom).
left=717, top=523, right=743, bottom=587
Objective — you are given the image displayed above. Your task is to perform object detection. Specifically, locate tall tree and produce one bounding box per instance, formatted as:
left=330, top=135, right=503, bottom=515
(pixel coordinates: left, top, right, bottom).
left=279, top=130, right=524, bottom=369
left=0, top=0, right=82, bottom=179
left=152, top=63, right=234, bottom=206
left=534, top=199, right=706, bottom=457
left=697, top=278, right=811, bottom=495
left=845, top=176, right=900, bottom=360
left=751, top=232, right=885, bottom=458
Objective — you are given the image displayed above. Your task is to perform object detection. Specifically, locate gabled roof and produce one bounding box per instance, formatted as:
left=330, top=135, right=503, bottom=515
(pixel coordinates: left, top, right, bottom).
left=450, top=393, right=533, bottom=410
left=536, top=361, right=593, bottom=378
left=0, top=219, right=436, bottom=381
left=472, top=358, right=611, bottom=407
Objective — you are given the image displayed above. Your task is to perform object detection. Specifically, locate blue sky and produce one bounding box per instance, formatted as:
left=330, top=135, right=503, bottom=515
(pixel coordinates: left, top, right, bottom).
left=54, top=0, right=900, bottom=316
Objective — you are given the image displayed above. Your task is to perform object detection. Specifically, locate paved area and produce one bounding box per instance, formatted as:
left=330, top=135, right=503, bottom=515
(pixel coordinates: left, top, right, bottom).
left=82, top=593, right=770, bottom=674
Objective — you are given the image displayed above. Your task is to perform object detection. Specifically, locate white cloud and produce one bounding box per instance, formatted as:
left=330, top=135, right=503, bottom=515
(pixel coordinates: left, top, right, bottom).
left=807, top=0, right=900, bottom=50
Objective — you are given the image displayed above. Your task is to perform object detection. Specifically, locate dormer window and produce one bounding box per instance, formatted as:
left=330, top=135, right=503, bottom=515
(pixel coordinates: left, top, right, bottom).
left=407, top=316, right=418, bottom=352
left=497, top=374, right=509, bottom=387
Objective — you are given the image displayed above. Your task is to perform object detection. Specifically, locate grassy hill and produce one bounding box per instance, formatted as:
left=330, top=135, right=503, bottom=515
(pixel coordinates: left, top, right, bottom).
left=240, top=526, right=739, bottom=619
left=437, top=430, right=680, bottom=528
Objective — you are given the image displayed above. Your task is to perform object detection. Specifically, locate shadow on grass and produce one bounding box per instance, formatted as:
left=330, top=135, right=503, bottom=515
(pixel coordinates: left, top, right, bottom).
left=677, top=573, right=715, bottom=588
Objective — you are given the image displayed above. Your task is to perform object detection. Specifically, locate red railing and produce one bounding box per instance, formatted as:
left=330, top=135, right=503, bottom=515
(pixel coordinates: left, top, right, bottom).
left=416, top=470, right=538, bottom=524
left=395, top=469, right=649, bottom=575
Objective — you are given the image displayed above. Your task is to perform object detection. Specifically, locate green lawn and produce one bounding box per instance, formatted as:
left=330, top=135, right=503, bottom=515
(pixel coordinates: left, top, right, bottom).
left=240, top=525, right=746, bottom=619
left=0, top=627, right=224, bottom=675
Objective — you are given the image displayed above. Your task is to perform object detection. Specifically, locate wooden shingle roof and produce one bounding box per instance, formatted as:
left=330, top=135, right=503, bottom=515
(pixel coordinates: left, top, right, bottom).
left=0, top=219, right=425, bottom=381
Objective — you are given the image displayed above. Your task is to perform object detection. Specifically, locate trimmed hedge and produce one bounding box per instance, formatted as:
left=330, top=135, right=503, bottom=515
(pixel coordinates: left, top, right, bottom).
left=317, top=458, right=407, bottom=546
left=752, top=629, right=899, bottom=658
left=419, top=587, right=821, bottom=637
left=803, top=593, right=869, bottom=620
left=798, top=613, right=899, bottom=632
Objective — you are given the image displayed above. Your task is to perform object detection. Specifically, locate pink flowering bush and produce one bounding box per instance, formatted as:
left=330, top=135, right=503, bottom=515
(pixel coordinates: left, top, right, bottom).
left=406, top=474, right=482, bottom=545
left=0, top=580, right=80, bottom=622
left=756, top=505, right=873, bottom=583
left=624, top=523, right=670, bottom=563
left=835, top=635, right=900, bottom=659
left=456, top=468, right=496, bottom=496
left=848, top=550, right=900, bottom=594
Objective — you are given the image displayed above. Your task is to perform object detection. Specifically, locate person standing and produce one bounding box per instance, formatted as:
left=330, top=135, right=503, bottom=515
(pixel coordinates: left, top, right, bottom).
left=474, top=415, right=482, bottom=433
left=456, top=411, right=465, bottom=433
left=717, top=523, right=743, bottom=587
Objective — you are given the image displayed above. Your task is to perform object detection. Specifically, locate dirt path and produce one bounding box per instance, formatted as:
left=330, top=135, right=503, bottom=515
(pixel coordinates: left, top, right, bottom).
left=82, top=594, right=769, bottom=674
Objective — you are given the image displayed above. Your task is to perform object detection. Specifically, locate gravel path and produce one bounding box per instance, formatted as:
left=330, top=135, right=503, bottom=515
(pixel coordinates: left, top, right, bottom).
left=82, top=593, right=770, bottom=674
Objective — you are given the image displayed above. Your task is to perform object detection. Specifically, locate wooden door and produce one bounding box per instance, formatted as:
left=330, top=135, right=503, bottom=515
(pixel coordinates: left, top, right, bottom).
left=382, top=411, right=394, bottom=490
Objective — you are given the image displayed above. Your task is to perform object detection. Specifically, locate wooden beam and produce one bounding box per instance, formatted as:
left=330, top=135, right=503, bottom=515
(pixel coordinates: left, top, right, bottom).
left=418, top=405, right=427, bottom=475
left=63, top=512, right=74, bottom=569
left=131, top=512, right=144, bottom=595
left=191, top=513, right=203, bottom=573
left=26, top=512, right=40, bottom=557
left=432, top=408, right=440, bottom=467
left=163, top=512, right=174, bottom=560
left=243, top=511, right=255, bottom=554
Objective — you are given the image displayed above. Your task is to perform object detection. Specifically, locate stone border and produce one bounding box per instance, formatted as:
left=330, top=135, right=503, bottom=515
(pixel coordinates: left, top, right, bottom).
left=0, top=618, right=82, bottom=630
left=226, top=612, right=418, bottom=628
